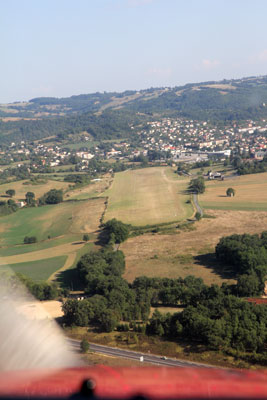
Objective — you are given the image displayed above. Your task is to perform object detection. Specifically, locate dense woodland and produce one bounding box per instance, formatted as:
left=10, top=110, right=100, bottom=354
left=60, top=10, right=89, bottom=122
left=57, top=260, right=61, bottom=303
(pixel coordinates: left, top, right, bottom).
left=0, top=110, right=143, bottom=144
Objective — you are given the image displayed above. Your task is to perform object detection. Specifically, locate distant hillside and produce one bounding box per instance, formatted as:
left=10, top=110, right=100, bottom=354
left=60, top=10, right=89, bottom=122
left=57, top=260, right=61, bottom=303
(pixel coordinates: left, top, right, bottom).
left=2, top=75, right=267, bottom=143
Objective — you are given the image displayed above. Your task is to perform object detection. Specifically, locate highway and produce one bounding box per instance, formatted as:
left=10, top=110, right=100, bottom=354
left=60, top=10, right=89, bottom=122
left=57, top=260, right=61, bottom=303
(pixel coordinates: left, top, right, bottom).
left=68, top=339, right=212, bottom=368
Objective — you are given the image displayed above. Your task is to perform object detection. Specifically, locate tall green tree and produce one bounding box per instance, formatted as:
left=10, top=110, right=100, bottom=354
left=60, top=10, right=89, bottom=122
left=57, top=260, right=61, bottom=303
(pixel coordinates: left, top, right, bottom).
left=6, top=189, right=15, bottom=197
left=226, top=188, right=235, bottom=197
left=104, top=219, right=129, bottom=243
left=25, top=191, right=35, bottom=205
left=189, top=177, right=205, bottom=194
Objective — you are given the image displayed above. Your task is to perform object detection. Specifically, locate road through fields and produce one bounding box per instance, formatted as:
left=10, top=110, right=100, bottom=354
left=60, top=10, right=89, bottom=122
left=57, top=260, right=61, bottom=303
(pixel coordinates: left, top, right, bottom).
left=68, top=339, right=213, bottom=368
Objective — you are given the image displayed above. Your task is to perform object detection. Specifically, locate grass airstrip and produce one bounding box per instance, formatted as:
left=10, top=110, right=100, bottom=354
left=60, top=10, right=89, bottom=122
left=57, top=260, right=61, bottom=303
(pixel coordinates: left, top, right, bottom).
left=103, top=167, right=192, bottom=226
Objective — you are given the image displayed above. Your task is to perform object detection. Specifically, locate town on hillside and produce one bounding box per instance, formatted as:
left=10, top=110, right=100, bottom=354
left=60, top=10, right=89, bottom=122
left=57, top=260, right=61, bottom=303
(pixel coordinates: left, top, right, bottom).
left=1, top=117, right=267, bottom=178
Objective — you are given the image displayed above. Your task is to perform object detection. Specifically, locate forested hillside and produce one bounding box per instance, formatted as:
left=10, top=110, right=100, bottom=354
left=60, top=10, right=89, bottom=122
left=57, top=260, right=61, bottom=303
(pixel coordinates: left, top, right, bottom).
left=0, top=110, right=144, bottom=143
left=2, top=75, right=267, bottom=143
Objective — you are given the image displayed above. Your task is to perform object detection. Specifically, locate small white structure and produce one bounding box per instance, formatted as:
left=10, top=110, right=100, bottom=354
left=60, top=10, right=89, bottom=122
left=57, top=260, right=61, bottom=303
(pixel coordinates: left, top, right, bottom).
left=16, top=201, right=26, bottom=208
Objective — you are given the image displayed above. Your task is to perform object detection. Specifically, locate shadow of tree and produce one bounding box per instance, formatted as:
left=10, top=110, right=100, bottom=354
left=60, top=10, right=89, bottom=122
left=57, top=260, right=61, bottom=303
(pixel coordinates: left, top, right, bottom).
left=56, top=268, right=84, bottom=290
left=95, top=229, right=109, bottom=246
left=194, top=253, right=236, bottom=280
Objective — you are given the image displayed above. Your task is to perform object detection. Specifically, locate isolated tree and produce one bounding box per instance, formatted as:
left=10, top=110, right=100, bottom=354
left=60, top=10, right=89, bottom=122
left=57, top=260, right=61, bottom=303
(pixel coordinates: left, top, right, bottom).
left=83, top=234, right=89, bottom=242
left=80, top=339, right=90, bottom=353
left=226, top=188, right=235, bottom=197
left=41, top=189, right=63, bottom=205
left=6, top=189, right=15, bottom=197
left=25, top=191, right=35, bottom=205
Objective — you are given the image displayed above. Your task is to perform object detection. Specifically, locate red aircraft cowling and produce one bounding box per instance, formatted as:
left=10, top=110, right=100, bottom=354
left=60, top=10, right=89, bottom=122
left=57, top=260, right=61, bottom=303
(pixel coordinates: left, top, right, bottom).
left=0, top=367, right=266, bottom=399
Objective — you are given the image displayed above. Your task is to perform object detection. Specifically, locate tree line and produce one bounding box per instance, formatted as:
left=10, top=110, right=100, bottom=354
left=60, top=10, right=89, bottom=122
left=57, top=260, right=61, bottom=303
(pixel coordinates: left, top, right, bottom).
left=237, top=157, right=267, bottom=175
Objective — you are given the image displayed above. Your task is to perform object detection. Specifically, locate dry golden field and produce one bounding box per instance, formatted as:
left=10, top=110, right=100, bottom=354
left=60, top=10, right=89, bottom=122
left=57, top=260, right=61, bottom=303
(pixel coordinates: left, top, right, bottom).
left=0, top=179, right=70, bottom=201
left=65, top=174, right=112, bottom=200
left=200, top=172, right=267, bottom=211
left=121, top=209, right=267, bottom=285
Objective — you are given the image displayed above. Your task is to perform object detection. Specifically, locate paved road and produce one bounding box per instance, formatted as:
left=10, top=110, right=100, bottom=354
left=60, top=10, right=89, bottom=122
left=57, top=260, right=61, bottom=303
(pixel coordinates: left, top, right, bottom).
left=68, top=339, right=212, bottom=368
left=193, top=193, right=203, bottom=217
left=223, top=173, right=240, bottom=180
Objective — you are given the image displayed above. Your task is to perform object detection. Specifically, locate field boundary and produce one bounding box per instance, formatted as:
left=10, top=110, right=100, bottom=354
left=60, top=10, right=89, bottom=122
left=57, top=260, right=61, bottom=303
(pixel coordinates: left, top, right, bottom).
left=48, top=252, right=77, bottom=282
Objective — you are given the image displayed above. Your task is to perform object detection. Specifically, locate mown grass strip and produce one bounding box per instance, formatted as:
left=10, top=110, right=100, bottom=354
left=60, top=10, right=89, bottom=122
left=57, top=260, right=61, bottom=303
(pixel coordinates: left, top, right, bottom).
left=7, top=255, right=67, bottom=281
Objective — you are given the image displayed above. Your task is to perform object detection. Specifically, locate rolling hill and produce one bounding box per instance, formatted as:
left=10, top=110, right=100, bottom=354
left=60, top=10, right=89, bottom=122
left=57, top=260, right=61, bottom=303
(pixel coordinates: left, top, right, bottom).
left=2, top=75, right=267, bottom=143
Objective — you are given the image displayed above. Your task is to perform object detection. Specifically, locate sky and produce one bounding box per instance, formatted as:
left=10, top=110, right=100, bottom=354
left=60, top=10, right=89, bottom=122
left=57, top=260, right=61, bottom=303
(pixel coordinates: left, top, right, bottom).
left=1, top=0, right=267, bottom=103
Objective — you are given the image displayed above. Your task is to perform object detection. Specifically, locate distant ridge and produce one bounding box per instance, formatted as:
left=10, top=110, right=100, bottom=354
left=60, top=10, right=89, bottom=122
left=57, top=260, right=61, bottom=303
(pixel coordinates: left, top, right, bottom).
left=2, top=74, right=267, bottom=144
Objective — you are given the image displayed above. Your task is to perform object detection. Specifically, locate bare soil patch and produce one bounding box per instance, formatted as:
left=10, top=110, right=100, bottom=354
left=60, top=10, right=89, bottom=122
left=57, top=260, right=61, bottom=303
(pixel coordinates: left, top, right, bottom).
left=18, top=300, right=63, bottom=320
left=203, top=84, right=236, bottom=90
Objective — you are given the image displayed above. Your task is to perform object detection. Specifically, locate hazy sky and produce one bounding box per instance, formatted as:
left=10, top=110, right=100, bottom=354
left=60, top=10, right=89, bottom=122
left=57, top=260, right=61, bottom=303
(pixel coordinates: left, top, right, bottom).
left=2, top=0, right=267, bottom=103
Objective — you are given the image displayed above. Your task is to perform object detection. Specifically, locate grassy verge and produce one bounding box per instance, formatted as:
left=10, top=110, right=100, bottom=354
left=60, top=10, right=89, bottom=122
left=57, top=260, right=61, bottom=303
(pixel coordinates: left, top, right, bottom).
left=81, top=352, right=151, bottom=367
left=64, top=327, right=264, bottom=370
left=70, top=241, right=95, bottom=268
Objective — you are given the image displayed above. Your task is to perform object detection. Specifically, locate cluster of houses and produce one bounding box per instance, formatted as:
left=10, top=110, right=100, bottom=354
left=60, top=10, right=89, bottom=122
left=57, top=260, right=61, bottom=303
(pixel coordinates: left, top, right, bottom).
left=1, top=117, right=267, bottom=170
left=132, top=117, right=267, bottom=162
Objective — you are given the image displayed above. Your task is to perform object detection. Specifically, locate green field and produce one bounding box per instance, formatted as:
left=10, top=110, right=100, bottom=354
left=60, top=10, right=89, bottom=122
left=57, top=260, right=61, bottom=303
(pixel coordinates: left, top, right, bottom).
left=6, top=255, right=67, bottom=281
left=200, top=172, right=267, bottom=211
left=0, top=197, right=105, bottom=283
left=0, top=198, right=104, bottom=246
left=103, top=167, right=192, bottom=226
left=0, top=203, right=74, bottom=246
left=0, top=234, right=83, bottom=257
